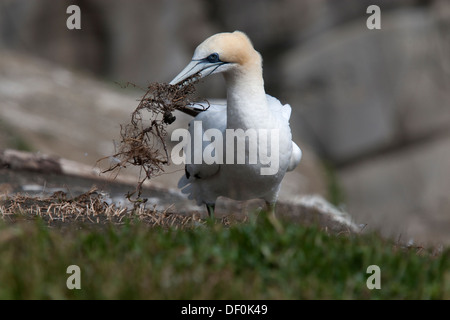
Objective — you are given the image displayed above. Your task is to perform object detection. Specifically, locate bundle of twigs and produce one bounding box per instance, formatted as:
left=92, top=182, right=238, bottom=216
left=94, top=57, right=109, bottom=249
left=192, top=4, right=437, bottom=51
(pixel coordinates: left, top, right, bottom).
left=98, top=74, right=207, bottom=201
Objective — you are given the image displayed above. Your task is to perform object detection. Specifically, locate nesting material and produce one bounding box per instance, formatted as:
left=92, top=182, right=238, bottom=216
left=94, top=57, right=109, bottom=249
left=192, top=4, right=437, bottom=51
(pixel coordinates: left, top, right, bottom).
left=0, top=187, right=202, bottom=228
left=98, top=74, right=206, bottom=200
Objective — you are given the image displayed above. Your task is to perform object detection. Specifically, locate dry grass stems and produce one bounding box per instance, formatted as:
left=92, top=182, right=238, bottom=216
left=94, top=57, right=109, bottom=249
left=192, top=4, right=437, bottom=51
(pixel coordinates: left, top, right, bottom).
left=97, top=74, right=207, bottom=202
left=0, top=187, right=203, bottom=229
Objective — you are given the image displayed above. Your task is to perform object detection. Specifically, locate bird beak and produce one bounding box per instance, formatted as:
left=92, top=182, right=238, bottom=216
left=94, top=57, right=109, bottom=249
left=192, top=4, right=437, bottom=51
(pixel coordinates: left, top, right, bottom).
left=169, top=60, right=224, bottom=85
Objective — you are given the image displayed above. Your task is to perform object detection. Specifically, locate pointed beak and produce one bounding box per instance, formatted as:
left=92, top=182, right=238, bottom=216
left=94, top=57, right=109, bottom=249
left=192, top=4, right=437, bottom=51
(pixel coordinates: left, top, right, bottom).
left=170, top=60, right=204, bottom=85
left=169, top=60, right=225, bottom=85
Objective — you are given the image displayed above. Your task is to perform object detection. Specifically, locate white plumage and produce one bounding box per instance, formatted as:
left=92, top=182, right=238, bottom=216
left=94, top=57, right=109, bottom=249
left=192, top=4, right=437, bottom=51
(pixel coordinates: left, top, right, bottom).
left=170, top=31, right=302, bottom=217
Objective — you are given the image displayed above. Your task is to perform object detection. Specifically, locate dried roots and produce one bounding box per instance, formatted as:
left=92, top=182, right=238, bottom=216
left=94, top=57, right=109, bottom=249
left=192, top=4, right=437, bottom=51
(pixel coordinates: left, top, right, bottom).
left=98, top=74, right=207, bottom=202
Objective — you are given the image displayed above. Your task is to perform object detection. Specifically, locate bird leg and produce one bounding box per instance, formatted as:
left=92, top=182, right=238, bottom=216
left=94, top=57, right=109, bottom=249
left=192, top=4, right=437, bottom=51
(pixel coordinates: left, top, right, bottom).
left=265, top=201, right=276, bottom=218
left=206, top=203, right=215, bottom=219
left=265, top=201, right=283, bottom=233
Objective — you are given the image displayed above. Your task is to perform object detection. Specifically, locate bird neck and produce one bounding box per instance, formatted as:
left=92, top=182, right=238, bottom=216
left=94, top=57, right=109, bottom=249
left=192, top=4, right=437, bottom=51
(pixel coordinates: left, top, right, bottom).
left=224, top=62, right=269, bottom=130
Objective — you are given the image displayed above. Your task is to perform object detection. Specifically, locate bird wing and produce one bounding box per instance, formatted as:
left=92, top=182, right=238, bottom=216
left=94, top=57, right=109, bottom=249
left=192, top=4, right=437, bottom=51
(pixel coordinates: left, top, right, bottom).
left=178, top=102, right=227, bottom=192
left=177, top=95, right=302, bottom=195
left=266, top=94, right=292, bottom=122
left=266, top=94, right=302, bottom=172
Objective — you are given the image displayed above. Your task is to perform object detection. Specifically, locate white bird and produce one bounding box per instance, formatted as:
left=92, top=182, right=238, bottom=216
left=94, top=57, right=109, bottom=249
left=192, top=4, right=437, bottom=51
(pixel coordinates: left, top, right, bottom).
left=170, top=31, right=302, bottom=218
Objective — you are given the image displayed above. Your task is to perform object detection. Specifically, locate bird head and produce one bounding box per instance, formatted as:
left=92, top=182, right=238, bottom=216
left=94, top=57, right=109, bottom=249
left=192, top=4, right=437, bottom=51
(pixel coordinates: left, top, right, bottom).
left=170, top=31, right=261, bottom=85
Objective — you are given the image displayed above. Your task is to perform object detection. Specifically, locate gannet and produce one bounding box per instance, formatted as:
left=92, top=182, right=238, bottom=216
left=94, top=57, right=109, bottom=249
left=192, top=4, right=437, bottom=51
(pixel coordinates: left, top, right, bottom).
left=170, top=31, right=302, bottom=217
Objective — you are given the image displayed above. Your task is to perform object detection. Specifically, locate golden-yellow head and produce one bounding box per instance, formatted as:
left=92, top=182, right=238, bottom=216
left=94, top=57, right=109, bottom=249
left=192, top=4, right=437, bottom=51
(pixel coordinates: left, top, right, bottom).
left=170, top=31, right=261, bottom=85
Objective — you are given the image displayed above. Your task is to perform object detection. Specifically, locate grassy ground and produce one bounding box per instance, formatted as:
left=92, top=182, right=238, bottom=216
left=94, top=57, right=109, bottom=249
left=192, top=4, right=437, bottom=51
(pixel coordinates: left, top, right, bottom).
left=0, top=203, right=448, bottom=299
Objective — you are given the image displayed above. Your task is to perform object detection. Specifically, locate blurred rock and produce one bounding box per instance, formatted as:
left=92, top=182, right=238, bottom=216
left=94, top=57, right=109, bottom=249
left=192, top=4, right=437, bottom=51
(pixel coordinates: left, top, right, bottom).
left=0, top=0, right=423, bottom=98
left=339, top=133, right=450, bottom=244
left=0, top=0, right=218, bottom=94
left=281, top=7, right=450, bottom=163
left=96, top=0, right=215, bottom=87
left=0, top=49, right=133, bottom=166
left=0, top=0, right=108, bottom=75
left=0, top=149, right=62, bottom=174
left=280, top=3, right=450, bottom=244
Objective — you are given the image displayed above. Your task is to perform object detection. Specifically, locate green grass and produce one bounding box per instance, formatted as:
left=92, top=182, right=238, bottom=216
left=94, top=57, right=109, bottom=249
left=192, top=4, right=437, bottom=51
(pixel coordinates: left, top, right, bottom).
left=0, top=216, right=448, bottom=299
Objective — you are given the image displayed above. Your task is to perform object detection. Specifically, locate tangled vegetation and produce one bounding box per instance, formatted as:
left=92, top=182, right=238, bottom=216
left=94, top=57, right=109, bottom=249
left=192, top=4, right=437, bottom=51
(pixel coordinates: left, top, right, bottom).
left=98, top=74, right=207, bottom=201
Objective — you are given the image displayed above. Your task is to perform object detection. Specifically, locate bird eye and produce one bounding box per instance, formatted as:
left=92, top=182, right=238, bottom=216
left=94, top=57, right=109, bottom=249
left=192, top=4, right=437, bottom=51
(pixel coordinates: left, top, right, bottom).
left=206, top=53, right=220, bottom=63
